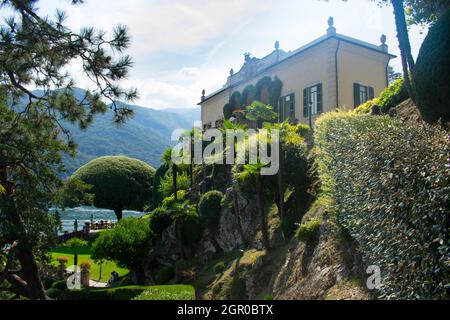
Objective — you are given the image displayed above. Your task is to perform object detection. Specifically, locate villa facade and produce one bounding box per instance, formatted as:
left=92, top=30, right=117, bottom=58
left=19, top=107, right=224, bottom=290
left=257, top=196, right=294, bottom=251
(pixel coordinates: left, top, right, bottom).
left=199, top=18, right=396, bottom=128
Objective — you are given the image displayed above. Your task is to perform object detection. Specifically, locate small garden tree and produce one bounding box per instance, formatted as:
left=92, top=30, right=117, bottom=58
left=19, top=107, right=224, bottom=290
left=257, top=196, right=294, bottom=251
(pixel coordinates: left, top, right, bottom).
left=63, top=237, right=88, bottom=270
left=91, top=218, right=152, bottom=284
left=70, top=156, right=155, bottom=220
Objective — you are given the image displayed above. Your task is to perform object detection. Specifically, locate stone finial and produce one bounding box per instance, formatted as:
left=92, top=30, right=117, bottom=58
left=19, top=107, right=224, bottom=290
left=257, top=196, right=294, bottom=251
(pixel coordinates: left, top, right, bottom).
left=230, top=68, right=234, bottom=76
left=244, top=52, right=251, bottom=62
left=327, top=17, right=336, bottom=36
left=201, top=89, right=206, bottom=101
left=328, top=16, right=334, bottom=28
left=274, top=40, right=280, bottom=50
left=380, top=34, right=388, bottom=52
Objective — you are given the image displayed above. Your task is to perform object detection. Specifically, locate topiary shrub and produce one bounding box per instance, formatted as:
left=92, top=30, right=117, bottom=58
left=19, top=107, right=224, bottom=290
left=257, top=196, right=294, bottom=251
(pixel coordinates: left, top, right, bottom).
left=413, top=9, right=450, bottom=123
left=155, top=266, right=175, bottom=285
left=213, top=261, right=226, bottom=274
left=223, top=103, right=233, bottom=120
left=295, top=218, right=321, bottom=242
left=71, top=156, right=155, bottom=220
left=198, top=190, right=224, bottom=233
left=242, top=85, right=256, bottom=108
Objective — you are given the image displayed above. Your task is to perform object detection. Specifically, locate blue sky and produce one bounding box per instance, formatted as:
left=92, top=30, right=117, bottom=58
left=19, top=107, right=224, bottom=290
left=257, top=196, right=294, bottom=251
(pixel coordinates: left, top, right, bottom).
left=17, top=0, right=429, bottom=109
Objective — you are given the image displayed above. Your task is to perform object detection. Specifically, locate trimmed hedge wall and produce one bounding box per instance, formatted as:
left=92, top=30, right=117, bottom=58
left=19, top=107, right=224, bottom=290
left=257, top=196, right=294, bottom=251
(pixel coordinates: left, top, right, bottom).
left=314, top=112, right=449, bottom=299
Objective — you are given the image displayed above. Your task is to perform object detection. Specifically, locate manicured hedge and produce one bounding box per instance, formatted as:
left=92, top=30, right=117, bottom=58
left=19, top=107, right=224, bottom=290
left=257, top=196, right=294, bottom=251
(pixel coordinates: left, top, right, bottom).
left=413, top=9, right=450, bottom=123
left=314, top=112, right=449, bottom=299
left=64, top=286, right=148, bottom=300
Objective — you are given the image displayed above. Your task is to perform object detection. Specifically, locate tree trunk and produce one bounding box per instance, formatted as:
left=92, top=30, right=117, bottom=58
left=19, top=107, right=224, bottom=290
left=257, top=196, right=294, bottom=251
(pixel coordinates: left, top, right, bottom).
left=0, top=166, right=48, bottom=300
left=176, top=220, right=184, bottom=259
left=277, top=145, right=285, bottom=221
left=113, top=206, right=123, bottom=221
left=190, top=138, right=194, bottom=189
left=256, top=176, right=270, bottom=249
left=74, top=251, right=78, bottom=270
left=232, top=190, right=247, bottom=246
left=173, top=163, right=178, bottom=201
left=392, top=0, right=415, bottom=98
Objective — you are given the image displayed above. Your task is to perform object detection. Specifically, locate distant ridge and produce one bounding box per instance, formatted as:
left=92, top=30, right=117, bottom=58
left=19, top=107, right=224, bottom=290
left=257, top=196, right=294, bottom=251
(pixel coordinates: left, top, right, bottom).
left=23, top=88, right=200, bottom=176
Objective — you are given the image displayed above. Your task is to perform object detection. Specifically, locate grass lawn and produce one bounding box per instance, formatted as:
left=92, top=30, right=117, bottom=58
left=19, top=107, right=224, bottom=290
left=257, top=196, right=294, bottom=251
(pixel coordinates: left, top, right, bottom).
left=133, top=285, right=196, bottom=300
left=51, top=246, right=128, bottom=282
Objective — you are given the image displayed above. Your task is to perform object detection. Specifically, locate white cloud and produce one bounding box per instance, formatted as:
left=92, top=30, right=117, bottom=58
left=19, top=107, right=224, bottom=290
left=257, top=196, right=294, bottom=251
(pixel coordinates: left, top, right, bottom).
left=179, top=67, right=200, bottom=78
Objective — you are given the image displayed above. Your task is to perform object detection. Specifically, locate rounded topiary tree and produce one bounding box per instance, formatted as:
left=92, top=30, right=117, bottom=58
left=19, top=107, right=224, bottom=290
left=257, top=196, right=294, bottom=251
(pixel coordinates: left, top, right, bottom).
left=413, top=9, right=450, bottom=124
left=71, top=156, right=155, bottom=220
left=198, top=190, right=224, bottom=233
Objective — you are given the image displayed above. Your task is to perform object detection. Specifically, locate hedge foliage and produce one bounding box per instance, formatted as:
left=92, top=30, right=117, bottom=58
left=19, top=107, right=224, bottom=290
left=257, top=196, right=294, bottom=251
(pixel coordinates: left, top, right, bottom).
left=314, top=112, right=449, bottom=299
left=354, top=78, right=407, bottom=114
left=413, top=9, right=450, bottom=124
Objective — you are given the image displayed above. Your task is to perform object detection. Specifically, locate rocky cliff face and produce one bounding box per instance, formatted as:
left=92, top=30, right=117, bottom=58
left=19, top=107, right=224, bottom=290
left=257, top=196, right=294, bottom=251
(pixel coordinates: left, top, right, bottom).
left=196, top=197, right=372, bottom=300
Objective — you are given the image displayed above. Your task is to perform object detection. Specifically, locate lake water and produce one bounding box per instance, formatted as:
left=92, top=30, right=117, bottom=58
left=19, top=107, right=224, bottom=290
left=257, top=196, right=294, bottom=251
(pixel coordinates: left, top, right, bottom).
left=49, top=206, right=142, bottom=233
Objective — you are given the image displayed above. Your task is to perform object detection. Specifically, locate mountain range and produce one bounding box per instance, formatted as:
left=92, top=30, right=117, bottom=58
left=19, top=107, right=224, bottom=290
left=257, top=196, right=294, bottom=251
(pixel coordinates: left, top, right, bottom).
left=35, top=88, right=200, bottom=176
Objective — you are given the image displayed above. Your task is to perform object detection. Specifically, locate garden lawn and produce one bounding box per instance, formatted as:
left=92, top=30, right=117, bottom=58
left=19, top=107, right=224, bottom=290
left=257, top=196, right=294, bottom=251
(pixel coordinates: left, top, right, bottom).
left=51, top=245, right=128, bottom=282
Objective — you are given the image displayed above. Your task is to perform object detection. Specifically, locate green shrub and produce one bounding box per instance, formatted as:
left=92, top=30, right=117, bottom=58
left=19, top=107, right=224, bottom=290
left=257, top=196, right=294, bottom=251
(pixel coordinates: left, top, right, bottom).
left=152, top=163, right=169, bottom=208
left=162, top=190, right=187, bottom=207
left=264, top=294, right=274, bottom=300
left=91, top=218, right=152, bottom=275
left=155, top=266, right=175, bottom=285
left=413, top=9, right=450, bottom=123
left=295, top=124, right=310, bottom=137
left=314, top=111, right=449, bottom=299
left=354, top=98, right=378, bottom=114
left=182, top=213, right=202, bottom=245
left=199, top=190, right=224, bottom=233
left=295, top=218, right=321, bottom=242
left=377, top=78, right=408, bottom=113
left=213, top=261, right=226, bottom=274
left=159, top=172, right=190, bottom=198
left=51, top=280, right=67, bottom=291
left=280, top=217, right=297, bottom=240
left=71, top=156, right=155, bottom=219
left=46, top=288, right=64, bottom=300
left=42, top=277, right=56, bottom=290
left=132, top=285, right=196, bottom=300
left=148, top=207, right=173, bottom=236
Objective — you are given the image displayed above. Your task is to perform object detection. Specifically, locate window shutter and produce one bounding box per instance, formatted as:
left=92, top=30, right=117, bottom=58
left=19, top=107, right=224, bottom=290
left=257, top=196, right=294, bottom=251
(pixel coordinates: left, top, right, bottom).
left=317, top=84, right=323, bottom=114
left=290, top=93, right=295, bottom=118
left=368, top=87, right=375, bottom=100
left=353, top=83, right=360, bottom=107
left=303, top=88, right=308, bottom=118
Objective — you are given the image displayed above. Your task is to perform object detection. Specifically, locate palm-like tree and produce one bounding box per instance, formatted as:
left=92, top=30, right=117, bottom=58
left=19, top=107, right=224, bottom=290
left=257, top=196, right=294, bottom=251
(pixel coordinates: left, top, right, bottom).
left=166, top=201, right=197, bottom=260
left=267, top=120, right=289, bottom=221
left=236, top=162, right=270, bottom=249
left=162, top=148, right=178, bottom=201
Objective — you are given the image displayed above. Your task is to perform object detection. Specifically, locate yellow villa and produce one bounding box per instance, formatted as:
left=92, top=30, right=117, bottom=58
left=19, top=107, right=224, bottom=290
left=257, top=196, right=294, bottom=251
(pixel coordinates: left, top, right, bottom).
left=199, top=17, right=396, bottom=128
